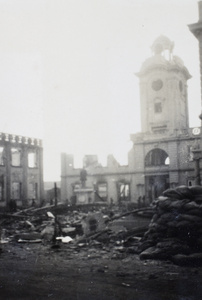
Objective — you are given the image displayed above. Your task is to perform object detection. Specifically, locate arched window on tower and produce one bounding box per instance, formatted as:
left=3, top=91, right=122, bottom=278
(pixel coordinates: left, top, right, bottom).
left=145, top=149, right=169, bottom=167
left=154, top=102, right=162, bottom=113
left=154, top=98, right=163, bottom=114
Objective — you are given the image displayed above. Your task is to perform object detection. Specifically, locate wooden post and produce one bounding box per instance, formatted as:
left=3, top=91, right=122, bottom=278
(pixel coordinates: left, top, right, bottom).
left=53, top=182, right=58, bottom=244
left=54, top=182, right=58, bottom=207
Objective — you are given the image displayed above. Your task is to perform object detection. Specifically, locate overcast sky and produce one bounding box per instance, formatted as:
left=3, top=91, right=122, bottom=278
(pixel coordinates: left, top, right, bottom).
left=0, top=0, right=201, bottom=181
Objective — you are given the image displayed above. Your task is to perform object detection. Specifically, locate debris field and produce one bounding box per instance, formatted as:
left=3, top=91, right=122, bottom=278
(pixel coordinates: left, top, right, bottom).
left=1, top=187, right=202, bottom=299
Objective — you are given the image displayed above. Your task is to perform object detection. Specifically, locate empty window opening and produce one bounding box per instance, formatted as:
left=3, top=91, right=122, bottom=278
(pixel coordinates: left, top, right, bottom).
left=28, top=152, right=37, bottom=168
left=0, top=147, right=4, bottom=165
left=11, top=148, right=21, bottom=166
left=97, top=183, right=107, bottom=201
left=118, top=182, right=130, bottom=201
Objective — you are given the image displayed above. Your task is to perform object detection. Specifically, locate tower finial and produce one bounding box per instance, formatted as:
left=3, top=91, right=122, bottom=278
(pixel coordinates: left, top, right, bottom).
left=151, top=35, right=174, bottom=57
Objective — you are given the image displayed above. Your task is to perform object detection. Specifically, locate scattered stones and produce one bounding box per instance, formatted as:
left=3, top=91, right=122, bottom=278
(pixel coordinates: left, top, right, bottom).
left=0, top=203, right=153, bottom=263
left=81, top=212, right=106, bottom=235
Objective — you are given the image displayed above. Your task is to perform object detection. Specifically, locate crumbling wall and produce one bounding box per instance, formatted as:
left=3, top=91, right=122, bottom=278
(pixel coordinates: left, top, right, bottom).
left=0, top=133, right=44, bottom=210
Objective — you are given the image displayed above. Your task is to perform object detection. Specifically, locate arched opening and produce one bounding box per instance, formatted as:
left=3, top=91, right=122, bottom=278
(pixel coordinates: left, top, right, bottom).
left=145, top=148, right=169, bottom=167
left=145, top=149, right=170, bottom=203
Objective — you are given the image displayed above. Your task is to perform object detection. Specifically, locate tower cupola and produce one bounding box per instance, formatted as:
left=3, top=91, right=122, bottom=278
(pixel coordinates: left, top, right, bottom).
left=137, top=36, right=191, bottom=134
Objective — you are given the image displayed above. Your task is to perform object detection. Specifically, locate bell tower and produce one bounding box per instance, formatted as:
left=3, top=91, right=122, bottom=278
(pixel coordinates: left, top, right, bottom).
left=137, top=36, right=191, bottom=135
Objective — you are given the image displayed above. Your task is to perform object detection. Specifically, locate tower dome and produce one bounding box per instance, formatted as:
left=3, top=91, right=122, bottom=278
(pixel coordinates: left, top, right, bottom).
left=137, top=36, right=191, bottom=79
left=151, top=35, right=174, bottom=55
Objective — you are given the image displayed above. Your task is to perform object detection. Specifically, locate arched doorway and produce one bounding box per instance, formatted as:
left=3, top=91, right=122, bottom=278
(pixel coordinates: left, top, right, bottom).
left=145, top=149, right=170, bottom=203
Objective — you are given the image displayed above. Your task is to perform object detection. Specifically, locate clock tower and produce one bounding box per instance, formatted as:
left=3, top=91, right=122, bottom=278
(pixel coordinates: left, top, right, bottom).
left=129, top=36, right=201, bottom=203
left=137, top=36, right=191, bottom=135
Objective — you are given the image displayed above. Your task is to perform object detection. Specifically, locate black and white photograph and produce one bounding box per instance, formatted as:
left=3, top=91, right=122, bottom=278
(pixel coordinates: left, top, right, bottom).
left=0, top=0, right=202, bottom=299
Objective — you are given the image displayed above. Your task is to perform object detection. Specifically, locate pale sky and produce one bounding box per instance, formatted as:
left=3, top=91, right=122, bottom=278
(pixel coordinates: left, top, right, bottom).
left=0, top=0, right=201, bottom=181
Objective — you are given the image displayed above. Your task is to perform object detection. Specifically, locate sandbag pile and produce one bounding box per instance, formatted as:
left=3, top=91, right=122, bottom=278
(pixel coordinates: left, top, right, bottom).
left=137, top=185, right=202, bottom=264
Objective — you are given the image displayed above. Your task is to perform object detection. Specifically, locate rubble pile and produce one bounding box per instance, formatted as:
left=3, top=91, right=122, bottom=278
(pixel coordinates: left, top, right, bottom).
left=3, top=188, right=202, bottom=266
left=0, top=203, right=152, bottom=255
left=0, top=208, right=89, bottom=243
left=137, top=185, right=202, bottom=265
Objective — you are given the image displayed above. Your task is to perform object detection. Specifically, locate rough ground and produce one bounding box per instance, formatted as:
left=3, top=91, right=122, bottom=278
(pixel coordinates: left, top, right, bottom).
left=0, top=241, right=202, bottom=300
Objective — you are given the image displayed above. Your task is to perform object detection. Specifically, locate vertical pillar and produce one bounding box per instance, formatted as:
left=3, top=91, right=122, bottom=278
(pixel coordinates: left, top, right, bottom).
left=195, top=158, right=201, bottom=185
left=38, top=146, right=44, bottom=205
left=188, top=2, right=202, bottom=185
left=22, top=145, right=28, bottom=207
left=5, top=142, right=11, bottom=209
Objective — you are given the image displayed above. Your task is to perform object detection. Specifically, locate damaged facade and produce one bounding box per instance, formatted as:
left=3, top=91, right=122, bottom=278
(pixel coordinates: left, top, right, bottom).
left=61, top=36, right=201, bottom=206
left=0, top=132, right=44, bottom=210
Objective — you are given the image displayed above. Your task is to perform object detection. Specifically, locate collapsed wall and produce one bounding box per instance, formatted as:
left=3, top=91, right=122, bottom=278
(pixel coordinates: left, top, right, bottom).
left=137, top=185, right=202, bottom=265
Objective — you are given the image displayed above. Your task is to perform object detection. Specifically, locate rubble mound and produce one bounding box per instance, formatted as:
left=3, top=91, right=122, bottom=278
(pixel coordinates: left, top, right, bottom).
left=137, top=185, right=202, bottom=265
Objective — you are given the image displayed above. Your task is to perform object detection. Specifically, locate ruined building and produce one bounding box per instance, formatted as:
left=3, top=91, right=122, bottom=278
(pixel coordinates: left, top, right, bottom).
left=61, top=36, right=201, bottom=206
left=0, top=133, right=44, bottom=210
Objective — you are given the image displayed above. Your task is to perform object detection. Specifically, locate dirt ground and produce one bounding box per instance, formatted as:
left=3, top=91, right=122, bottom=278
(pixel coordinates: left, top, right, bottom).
left=0, top=241, right=202, bottom=300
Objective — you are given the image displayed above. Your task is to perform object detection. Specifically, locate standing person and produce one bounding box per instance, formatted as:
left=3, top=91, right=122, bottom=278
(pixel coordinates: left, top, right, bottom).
left=142, top=195, right=146, bottom=207
left=138, top=196, right=142, bottom=208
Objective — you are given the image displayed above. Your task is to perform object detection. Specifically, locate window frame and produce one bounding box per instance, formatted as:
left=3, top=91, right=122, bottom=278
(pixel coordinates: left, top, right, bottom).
left=28, top=150, right=37, bottom=168
left=11, top=148, right=21, bottom=167
left=97, top=182, right=108, bottom=201
left=118, top=182, right=130, bottom=202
